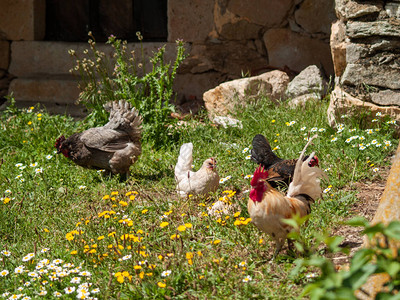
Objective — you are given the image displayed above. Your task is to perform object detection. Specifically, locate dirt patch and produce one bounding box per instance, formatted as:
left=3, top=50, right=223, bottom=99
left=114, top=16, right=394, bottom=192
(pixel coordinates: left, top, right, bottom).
left=330, top=166, right=390, bottom=266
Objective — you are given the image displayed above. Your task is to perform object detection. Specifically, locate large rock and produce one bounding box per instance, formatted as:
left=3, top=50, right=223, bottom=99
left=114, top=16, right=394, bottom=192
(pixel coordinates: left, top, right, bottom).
left=168, top=0, right=214, bottom=43
left=286, top=65, right=328, bottom=106
left=294, top=0, right=336, bottom=36
left=335, top=0, right=383, bottom=21
left=358, top=142, right=400, bottom=299
left=0, top=0, right=45, bottom=40
left=203, top=70, right=289, bottom=117
left=263, top=28, right=334, bottom=75
left=327, top=86, right=400, bottom=129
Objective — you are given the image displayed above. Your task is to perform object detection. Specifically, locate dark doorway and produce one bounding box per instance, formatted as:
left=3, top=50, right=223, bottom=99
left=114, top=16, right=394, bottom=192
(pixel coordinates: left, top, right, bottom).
left=45, top=0, right=167, bottom=42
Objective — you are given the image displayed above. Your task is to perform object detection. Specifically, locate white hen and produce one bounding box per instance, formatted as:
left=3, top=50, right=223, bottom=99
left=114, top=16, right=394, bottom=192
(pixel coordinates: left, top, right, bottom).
left=174, top=143, right=220, bottom=197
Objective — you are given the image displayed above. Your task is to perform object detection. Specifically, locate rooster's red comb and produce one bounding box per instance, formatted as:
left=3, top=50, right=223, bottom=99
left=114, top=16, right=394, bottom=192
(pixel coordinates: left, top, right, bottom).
left=250, top=165, right=268, bottom=186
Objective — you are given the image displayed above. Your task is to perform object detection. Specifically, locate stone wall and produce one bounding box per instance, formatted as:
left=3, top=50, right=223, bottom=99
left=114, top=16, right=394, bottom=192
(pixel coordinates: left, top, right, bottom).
left=328, top=0, right=400, bottom=126
left=172, top=0, right=336, bottom=106
left=1, top=0, right=336, bottom=116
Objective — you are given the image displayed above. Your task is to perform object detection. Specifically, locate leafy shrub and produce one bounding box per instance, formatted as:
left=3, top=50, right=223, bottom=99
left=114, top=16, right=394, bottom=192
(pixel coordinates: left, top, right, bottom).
left=292, top=218, right=400, bottom=299
left=69, top=32, right=187, bottom=148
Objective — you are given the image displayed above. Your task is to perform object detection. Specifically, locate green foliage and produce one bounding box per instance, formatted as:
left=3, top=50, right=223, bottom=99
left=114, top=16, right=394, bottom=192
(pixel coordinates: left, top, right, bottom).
left=292, top=218, right=400, bottom=300
left=0, top=96, right=398, bottom=298
left=70, top=32, right=187, bottom=147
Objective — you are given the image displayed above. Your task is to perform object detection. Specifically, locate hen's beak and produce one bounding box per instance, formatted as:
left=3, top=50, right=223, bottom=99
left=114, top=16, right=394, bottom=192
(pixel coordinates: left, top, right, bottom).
left=209, top=158, right=217, bottom=170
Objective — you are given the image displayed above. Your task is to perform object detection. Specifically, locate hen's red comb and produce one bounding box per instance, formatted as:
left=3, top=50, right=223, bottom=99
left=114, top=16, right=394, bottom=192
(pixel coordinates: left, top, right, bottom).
left=250, top=165, right=268, bottom=186
left=55, top=135, right=66, bottom=150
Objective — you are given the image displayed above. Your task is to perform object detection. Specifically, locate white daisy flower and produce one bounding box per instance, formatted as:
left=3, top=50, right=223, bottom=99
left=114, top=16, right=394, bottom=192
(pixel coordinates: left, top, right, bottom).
left=46, top=155, right=53, bottom=160
left=161, top=270, right=172, bottom=277
left=242, top=275, right=252, bottom=282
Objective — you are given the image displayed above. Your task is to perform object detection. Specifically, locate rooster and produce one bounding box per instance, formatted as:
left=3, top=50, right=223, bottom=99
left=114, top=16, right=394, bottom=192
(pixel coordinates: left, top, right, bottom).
left=174, top=143, right=220, bottom=197
left=251, top=134, right=319, bottom=188
left=248, top=135, right=326, bottom=259
left=55, top=100, right=142, bottom=177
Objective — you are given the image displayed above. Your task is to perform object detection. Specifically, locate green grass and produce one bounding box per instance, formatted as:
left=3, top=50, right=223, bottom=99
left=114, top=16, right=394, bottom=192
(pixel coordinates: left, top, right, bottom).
left=0, top=98, right=398, bottom=299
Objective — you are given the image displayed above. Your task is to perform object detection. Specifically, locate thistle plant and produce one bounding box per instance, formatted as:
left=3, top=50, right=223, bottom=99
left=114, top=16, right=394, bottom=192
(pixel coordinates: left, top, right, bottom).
left=69, top=32, right=187, bottom=147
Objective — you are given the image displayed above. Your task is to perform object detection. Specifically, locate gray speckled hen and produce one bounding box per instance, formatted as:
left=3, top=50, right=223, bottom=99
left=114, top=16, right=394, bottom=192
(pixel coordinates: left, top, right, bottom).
left=55, top=100, right=142, bottom=176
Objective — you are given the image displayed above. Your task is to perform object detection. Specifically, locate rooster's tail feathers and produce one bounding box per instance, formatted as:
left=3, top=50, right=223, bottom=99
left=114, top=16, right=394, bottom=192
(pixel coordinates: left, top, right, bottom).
left=287, top=135, right=326, bottom=200
left=104, top=100, right=142, bottom=141
left=175, top=143, right=193, bottom=179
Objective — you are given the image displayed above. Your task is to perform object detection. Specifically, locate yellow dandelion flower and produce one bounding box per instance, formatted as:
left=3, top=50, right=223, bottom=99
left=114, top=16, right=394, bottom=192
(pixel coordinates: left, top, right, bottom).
left=97, top=235, right=105, bottom=240
left=160, top=222, right=169, bottom=228
left=43, top=228, right=49, bottom=233
left=142, top=209, right=148, bottom=214
left=102, top=195, right=110, bottom=200
left=213, top=240, right=221, bottom=245
left=158, top=255, right=163, bottom=260
left=177, top=225, right=186, bottom=232
left=108, top=232, right=116, bottom=237
left=133, top=265, right=142, bottom=270
left=119, top=201, right=128, bottom=207
left=139, top=272, right=144, bottom=279
left=170, top=234, right=180, bottom=240
left=157, top=282, right=166, bottom=288
left=185, top=223, right=192, bottom=228
left=111, top=191, right=118, bottom=196
left=70, top=250, right=78, bottom=255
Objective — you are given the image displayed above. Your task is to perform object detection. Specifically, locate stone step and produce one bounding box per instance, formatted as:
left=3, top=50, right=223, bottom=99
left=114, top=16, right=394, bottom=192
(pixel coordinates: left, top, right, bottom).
left=8, top=76, right=87, bottom=117
left=9, top=41, right=174, bottom=77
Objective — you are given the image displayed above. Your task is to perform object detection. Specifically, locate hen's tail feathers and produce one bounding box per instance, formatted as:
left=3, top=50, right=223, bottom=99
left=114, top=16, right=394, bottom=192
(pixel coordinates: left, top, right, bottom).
left=175, top=143, right=193, bottom=181
left=287, top=135, right=327, bottom=201
left=104, top=100, right=143, bottom=141
left=250, top=134, right=281, bottom=167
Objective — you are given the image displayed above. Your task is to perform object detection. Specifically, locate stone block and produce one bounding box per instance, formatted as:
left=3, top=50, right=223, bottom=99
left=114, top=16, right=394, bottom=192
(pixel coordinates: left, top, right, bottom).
left=8, top=77, right=80, bottom=104
left=263, top=28, right=334, bottom=75
left=295, top=0, right=336, bottom=36
left=327, top=86, right=400, bottom=130
left=9, top=41, right=176, bottom=77
left=0, top=41, right=10, bottom=70
left=168, top=0, right=214, bottom=43
left=341, top=63, right=400, bottom=90
left=330, top=21, right=347, bottom=77
left=335, top=0, right=383, bottom=21
left=227, top=0, right=293, bottom=27
left=0, top=0, right=45, bottom=40
left=347, top=21, right=400, bottom=39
